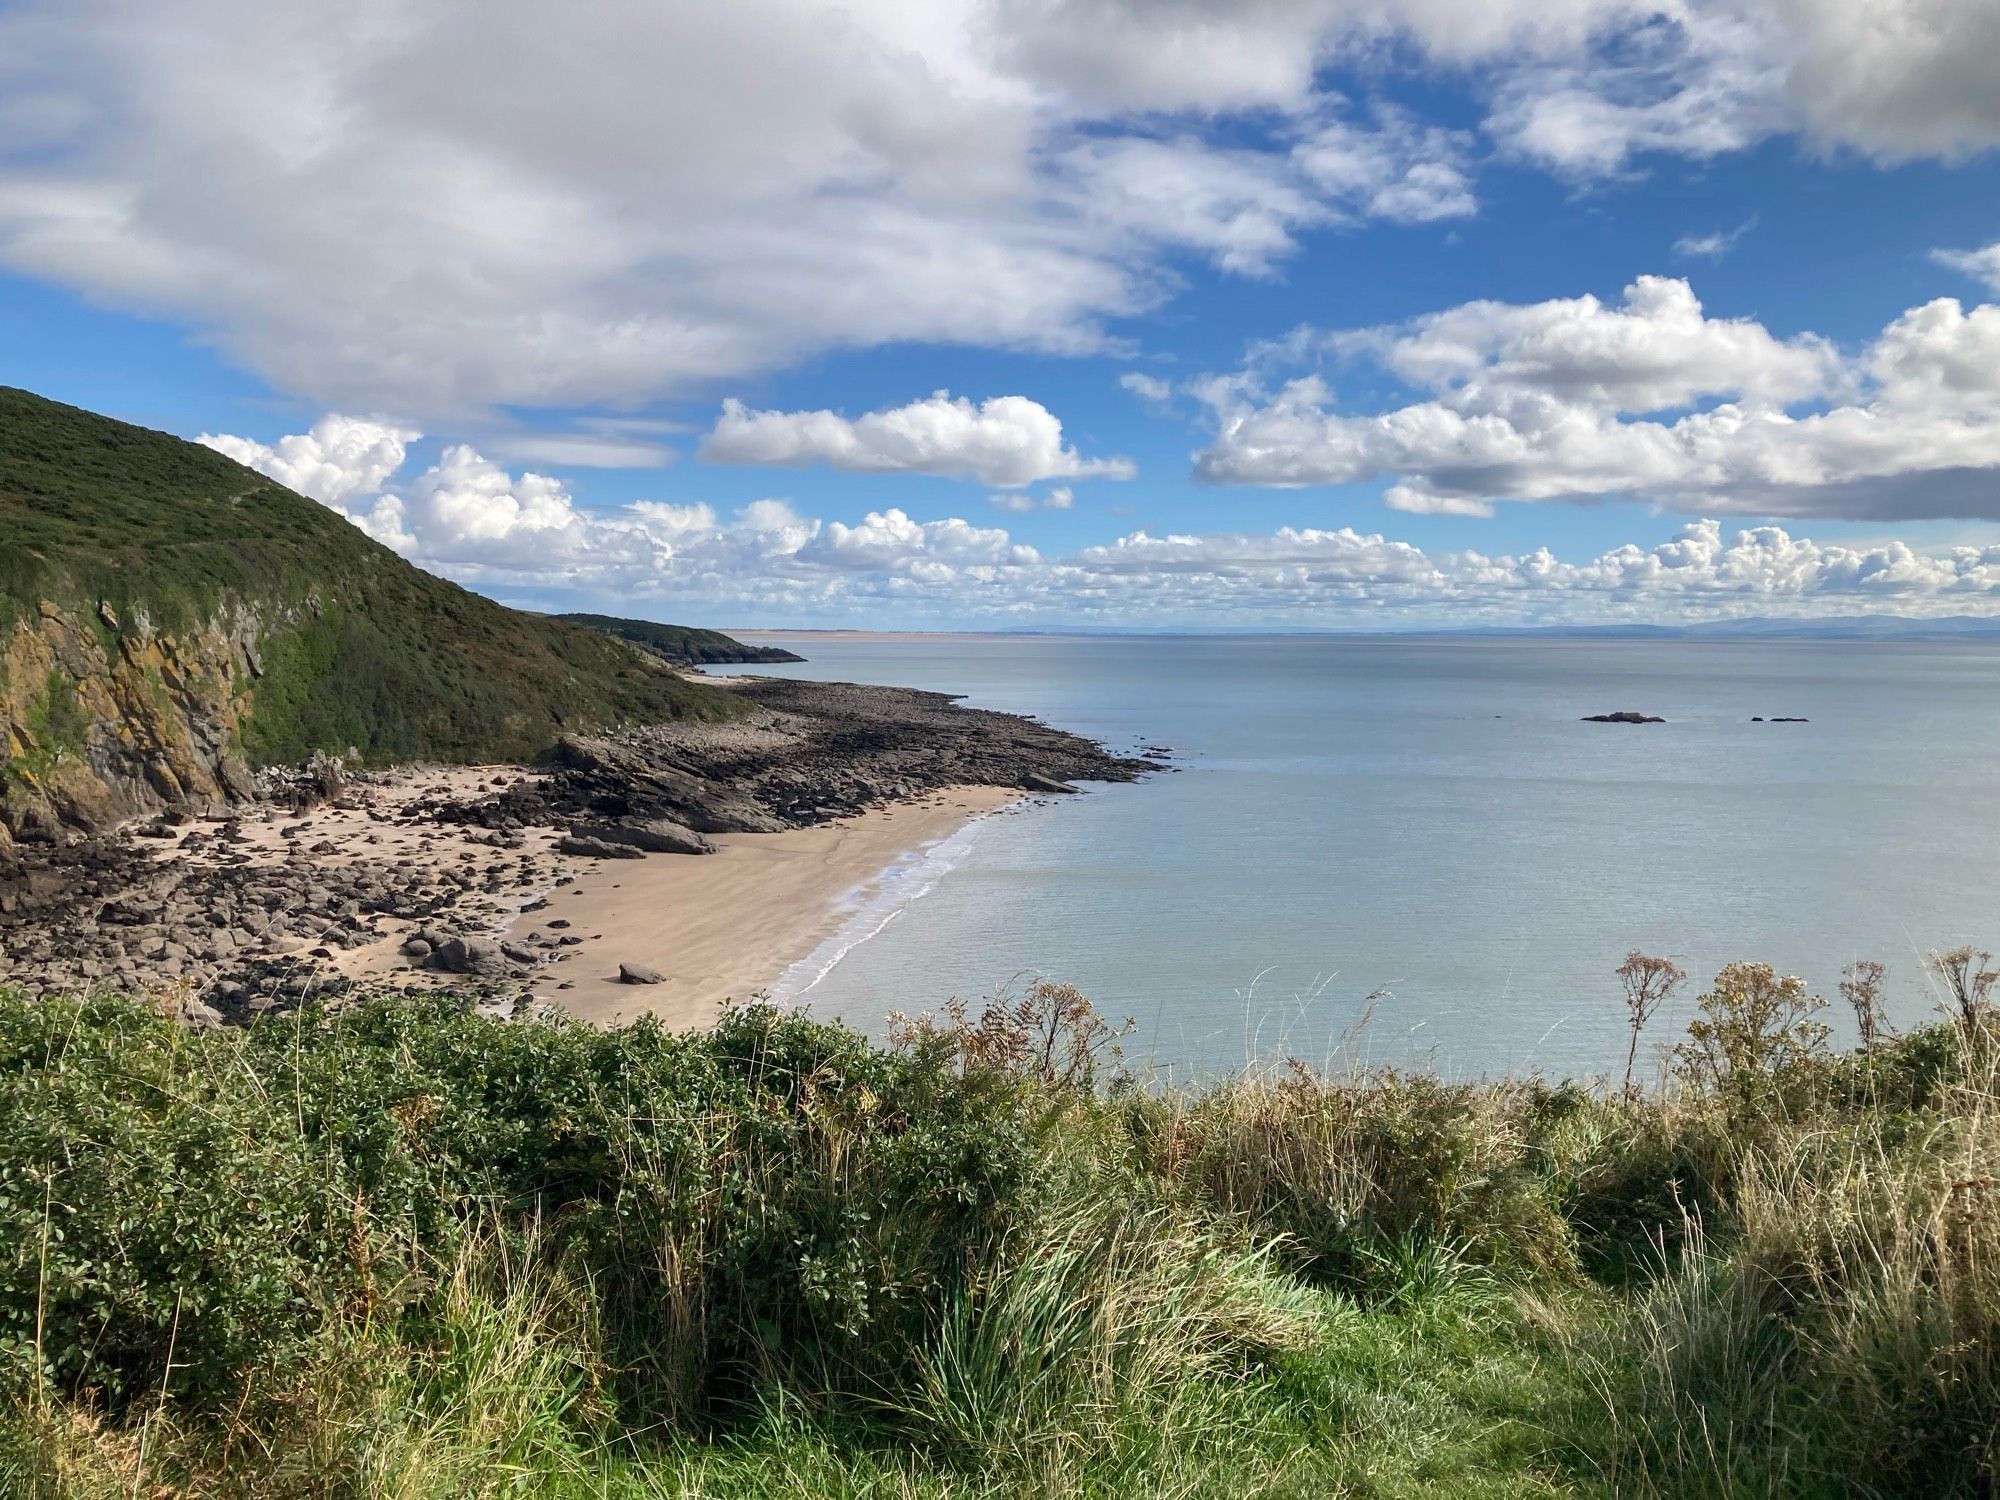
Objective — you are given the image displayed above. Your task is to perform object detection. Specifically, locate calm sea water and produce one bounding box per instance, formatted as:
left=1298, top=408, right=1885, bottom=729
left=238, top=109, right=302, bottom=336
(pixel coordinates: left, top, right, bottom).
left=715, top=635, right=2000, bottom=1080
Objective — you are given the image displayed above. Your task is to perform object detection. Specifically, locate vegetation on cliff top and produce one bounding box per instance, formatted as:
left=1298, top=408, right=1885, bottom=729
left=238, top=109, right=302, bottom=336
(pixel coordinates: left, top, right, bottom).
left=555, top=612, right=806, bottom=666
left=0, top=386, right=740, bottom=765
left=1, top=952, right=1995, bottom=1498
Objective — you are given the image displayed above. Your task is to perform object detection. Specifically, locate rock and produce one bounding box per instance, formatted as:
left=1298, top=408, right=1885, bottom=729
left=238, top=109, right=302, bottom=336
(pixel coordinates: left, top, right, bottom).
left=1582, top=712, right=1666, bottom=724
left=431, top=935, right=506, bottom=975
left=556, top=834, right=645, bottom=860
left=399, top=936, right=433, bottom=958
left=181, top=998, right=225, bottom=1030
left=265, top=934, right=308, bottom=954
left=1022, top=772, right=1079, bottom=794
left=618, top=962, right=665, bottom=984
left=500, top=941, right=539, bottom=965
left=569, top=817, right=714, bottom=856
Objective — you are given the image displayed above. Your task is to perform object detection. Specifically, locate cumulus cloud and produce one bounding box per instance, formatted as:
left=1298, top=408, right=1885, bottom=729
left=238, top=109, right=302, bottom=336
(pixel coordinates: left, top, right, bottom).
left=4, top=1, right=1997, bottom=416
left=204, top=413, right=2000, bottom=628
left=199, top=416, right=419, bottom=508
left=1120, top=373, right=1174, bottom=404
left=1194, top=276, right=2000, bottom=520
left=698, top=394, right=1133, bottom=487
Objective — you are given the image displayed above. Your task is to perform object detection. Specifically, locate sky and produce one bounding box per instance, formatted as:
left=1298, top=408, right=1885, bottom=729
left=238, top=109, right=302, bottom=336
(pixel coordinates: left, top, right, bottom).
left=4, top=0, right=2000, bottom=631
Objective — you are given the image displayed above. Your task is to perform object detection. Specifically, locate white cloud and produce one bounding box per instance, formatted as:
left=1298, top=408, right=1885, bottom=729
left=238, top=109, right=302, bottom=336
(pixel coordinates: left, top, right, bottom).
left=483, top=434, right=677, bottom=469
left=1120, top=373, right=1174, bottom=404
left=698, top=393, right=1133, bottom=487
left=201, top=413, right=2000, bottom=626
left=199, top=415, right=419, bottom=507
left=1195, top=276, right=2000, bottom=520
left=4, top=1, right=1997, bottom=418
left=1932, top=241, right=2000, bottom=294
left=1291, top=111, right=1478, bottom=223
left=393, top=446, right=601, bottom=567
left=1483, top=6, right=1794, bottom=177
left=989, top=486, right=1075, bottom=513
left=1674, top=217, right=1756, bottom=260
left=1335, top=275, right=1840, bottom=408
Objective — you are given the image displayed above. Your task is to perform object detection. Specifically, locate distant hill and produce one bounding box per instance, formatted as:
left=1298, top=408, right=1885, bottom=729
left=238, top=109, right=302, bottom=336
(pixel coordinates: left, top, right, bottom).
left=555, top=613, right=805, bottom=666
left=0, top=386, right=738, bottom=845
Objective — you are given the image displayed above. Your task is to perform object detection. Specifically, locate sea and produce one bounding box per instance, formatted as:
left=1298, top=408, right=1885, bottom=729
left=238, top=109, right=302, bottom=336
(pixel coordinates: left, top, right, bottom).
left=711, top=634, right=2000, bottom=1082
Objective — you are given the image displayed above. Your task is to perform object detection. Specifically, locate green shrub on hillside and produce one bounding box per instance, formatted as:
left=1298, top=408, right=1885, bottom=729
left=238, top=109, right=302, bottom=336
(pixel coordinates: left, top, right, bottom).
left=0, top=386, right=739, bottom=765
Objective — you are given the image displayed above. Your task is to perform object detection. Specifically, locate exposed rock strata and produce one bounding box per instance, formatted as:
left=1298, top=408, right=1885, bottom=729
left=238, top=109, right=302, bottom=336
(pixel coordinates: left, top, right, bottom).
left=1, top=599, right=266, bottom=850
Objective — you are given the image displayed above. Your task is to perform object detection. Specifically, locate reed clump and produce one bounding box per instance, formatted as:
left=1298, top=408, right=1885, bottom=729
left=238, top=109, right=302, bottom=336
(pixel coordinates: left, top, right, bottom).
left=0, top=951, right=1994, bottom=1498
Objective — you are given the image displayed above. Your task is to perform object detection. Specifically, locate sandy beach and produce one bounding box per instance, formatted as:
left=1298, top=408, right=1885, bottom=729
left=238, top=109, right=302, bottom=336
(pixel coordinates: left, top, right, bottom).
left=6, top=670, right=1142, bottom=1021
left=511, top=784, right=1020, bottom=1028
left=100, top=765, right=1016, bottom=1028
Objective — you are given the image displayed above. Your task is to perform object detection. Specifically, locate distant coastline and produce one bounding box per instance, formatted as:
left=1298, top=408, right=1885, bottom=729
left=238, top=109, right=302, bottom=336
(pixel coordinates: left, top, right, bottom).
left=728, top=615, right=2000, bottom=644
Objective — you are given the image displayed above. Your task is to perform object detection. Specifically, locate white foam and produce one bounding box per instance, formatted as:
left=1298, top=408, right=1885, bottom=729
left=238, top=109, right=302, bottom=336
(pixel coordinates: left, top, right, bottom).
left=770, top=811, right=995, bottom=1007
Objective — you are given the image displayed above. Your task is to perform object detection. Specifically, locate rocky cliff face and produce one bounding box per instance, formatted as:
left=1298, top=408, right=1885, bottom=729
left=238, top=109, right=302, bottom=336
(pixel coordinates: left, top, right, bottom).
left=0, top=597, right=265, bottom=851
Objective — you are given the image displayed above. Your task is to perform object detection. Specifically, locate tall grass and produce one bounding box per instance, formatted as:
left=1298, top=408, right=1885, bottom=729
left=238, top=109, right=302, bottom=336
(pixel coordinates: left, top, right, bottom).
left=0, top=961, right=1995, bottom=1497
left=1584, top=1031, right=2000, bottom=1497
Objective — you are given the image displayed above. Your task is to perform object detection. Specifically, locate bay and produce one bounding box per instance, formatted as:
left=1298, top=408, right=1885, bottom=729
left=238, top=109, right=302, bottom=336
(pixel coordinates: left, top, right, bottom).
left=715, top=634, right=2000, bottom=1080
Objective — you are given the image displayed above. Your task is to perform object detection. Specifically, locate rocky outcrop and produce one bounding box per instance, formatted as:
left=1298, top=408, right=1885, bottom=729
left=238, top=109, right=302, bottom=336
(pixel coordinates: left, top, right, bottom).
left=1, top=599, right=265, bottom=851
left=420, top=677, right=1158, bottom=838
left=1582, top=711, right=1666, bottom=724
left=569, top=816, right=715, bottom=855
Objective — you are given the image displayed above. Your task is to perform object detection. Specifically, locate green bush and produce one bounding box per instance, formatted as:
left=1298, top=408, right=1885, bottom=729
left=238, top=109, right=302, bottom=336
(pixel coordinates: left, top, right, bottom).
left=0, top=992, right=1050, bottom=1425
left=1, top=967, right=1997, bottom=1498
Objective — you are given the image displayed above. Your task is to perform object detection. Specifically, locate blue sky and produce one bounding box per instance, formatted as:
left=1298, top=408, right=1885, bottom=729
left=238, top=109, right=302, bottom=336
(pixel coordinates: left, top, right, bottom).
left=4, top=0, right=1999, bottom=629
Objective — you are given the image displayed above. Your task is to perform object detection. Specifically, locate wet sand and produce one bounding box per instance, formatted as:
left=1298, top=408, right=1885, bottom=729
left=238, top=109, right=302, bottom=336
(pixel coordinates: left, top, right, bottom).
left=510, top=785, right=1019, bottom=1028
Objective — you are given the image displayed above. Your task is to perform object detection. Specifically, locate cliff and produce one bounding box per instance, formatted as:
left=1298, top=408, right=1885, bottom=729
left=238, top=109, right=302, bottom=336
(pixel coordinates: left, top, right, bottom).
left=0, top=387, right=740, bottom=849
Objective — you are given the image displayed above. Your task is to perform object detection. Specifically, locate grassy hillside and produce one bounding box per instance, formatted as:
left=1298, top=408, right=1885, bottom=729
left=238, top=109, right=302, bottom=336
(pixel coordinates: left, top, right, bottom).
left=556, top=613, right=805, bottom=666
left=0, top=387, right=738, bottom=764
left=1, top=960, right=1995, bottom=1498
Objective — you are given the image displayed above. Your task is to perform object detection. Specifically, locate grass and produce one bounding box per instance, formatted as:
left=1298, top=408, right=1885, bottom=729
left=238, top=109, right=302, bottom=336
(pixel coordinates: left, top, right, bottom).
left=0, top=966, right=1994, bottom=1498
left=0, top=385, right=741, bottom=766
left=554, top=614, right=804, bottom=666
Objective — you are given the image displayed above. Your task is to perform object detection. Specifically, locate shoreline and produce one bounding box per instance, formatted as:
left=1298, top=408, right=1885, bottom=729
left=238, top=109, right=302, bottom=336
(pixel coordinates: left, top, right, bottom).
left=130, top=768, right=1018, bottom=1030
left=0, top=673, right=1149, bottom=1023
left=503, top=784, right=1019, bottom=1028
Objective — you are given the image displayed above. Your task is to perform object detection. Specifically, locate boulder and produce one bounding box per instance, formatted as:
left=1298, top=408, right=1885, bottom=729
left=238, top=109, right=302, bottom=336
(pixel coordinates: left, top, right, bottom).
left=618, top=962, right=666, bottom=985
left=431, top=935, right=506, bottom=975
left=556, top=834, right=646, bottom=860
left=1022, top=772, right=1079, bottom=794
left=569, top=817, right=715, bottom=856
